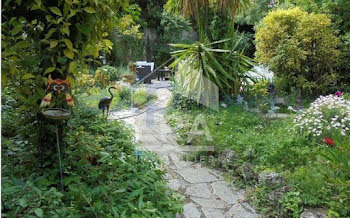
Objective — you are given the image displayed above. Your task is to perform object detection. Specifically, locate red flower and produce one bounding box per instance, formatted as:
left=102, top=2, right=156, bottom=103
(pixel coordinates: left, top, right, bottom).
left=323, top=137, right=335, bottom=146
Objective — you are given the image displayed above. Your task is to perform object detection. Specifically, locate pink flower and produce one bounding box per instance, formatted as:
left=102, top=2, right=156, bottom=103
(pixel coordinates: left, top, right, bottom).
left=335, top=91, right=342, bottom=97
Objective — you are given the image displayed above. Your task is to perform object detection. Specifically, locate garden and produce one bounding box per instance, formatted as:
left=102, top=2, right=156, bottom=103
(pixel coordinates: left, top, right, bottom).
left=1, top=0, right=350, bottom=217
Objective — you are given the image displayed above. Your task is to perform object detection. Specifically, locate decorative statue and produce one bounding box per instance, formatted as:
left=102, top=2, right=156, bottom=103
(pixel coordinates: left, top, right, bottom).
left=98, top=86, right=117, bottom=117
left=40, top=75, right=74, bottom=107
left=267, top=82, right=276, bottom=96
left=236, top=94, right=244, bottom=105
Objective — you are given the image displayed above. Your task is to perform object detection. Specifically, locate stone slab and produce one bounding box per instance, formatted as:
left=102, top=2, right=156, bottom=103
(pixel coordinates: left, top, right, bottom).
left=191, top=197, right=226, bottom=209
left=202, top=208, right=224, bottom=218
left=225, top=203, right=260, bottom=218
left=211, top=181, right=244, bottom=204
left=186, top=183, right=211, bottom=198
left=183, top=203, right=201, bottom=218
left=166, top=179, right=181, bottom=191
left=177, top=168, right=221, bottom=183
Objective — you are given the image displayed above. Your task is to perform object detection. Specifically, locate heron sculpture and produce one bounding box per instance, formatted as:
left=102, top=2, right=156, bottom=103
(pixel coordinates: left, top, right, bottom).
left=98, top=86, right=117, bottom=117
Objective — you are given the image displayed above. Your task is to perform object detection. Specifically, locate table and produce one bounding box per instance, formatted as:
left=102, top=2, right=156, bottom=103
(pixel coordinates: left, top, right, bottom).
left=136, top=61, right=155, bottom=71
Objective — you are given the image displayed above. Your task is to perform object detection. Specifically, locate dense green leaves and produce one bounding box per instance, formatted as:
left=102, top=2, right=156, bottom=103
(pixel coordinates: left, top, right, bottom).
left=1, top=0, right=128, bottom=112
left=2, top=107, right=183, bottom=217
left=255, top=8, right=340, bottom=94
left=170, top=38, right=254, bottom=97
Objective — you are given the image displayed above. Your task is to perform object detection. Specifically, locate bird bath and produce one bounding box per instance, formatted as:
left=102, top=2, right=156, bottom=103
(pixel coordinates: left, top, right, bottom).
left=42, top=108, right=71, bottom=191
left=42, top=108, right=71, bottom=120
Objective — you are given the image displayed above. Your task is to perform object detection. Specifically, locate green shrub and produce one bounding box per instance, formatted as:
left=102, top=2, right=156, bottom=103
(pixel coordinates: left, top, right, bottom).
left=131, top=88, right=148, bottom=107
left=255, top=7, right=340, bottom=94
left=115, top=65, right=134, bottom=78
left=96, top=65, right=122, bottom=82
left=2, top=107, right=183, bottom=217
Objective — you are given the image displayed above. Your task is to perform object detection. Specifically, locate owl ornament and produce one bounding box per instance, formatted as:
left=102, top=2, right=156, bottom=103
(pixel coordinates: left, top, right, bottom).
left=40, top=75, right=74, bottom=107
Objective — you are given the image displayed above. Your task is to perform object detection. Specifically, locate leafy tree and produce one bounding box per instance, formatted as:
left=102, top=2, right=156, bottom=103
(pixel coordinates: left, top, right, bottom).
left=255, top=8, right=340, bottom=94
left=236, top=0, right=278, bottom=26
left=150, top=11, right=194, bottom=65
left=281, top=0, right=350, bottom=91
left=1, top=0, right=128, bottom=113
left=108, top=4, right=144, bottom=66
left=166, top=0, right=250, bottom=41
left=282, top=0, right=350, bottom=34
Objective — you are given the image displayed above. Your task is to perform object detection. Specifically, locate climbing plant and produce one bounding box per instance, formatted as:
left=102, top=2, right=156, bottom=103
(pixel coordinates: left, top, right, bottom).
left=1, top=0, right=128, bottom=113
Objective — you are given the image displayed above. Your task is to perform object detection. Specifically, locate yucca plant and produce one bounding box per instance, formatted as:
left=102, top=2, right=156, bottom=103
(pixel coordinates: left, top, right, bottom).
left=170, top=37, right=254, bottom=98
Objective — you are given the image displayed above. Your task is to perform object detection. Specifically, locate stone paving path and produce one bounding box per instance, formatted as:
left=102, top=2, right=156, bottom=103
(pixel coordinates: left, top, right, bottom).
left=109, top=81, right=261, bottom=218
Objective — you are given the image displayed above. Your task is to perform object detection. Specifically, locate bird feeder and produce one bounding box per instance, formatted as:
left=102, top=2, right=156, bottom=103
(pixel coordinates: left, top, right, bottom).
left=40, top=74, right=74, bottom=191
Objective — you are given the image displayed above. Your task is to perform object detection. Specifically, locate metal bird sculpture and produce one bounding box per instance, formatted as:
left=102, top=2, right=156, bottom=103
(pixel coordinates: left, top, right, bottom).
left=98, top=86, right=117, bottom=117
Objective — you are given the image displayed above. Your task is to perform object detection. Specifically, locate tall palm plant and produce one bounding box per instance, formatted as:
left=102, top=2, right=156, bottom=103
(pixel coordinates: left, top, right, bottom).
left=166, top=0, right=250, bottom=41
left=170, top=38, right=254, bottom=97
left=167, top=0, right=253, bottom=100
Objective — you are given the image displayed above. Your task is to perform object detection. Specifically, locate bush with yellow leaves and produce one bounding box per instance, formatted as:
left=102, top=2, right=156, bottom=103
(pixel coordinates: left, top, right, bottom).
left=255, top=8, right=340, bottom=94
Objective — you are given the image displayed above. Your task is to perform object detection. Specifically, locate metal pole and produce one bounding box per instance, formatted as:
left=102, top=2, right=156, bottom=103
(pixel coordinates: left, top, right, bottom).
left=55, top=123, right=64, bottom=191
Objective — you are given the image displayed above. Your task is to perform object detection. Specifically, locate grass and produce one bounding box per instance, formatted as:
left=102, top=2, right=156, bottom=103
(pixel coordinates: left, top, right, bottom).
left=78, top=88, right=125, bottom=111
left=166, top=105, right=317, bottom=173
left=165, top=101, right=350, bottom=217
left=78, top=86, right=156, bottom=111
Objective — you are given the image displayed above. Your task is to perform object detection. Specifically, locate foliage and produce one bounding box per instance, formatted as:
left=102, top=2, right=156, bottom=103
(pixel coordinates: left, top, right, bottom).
left=170, top=38, right=254, bottom=97
left=108, top=30, right=144, bottom=66
left=78, top=87, right=121, bottom=110
left=288, top=136, right=350, bottom=217
left=293, top=94, right=350, bottom=140
left=166, top=101, right=347, bottom=216
left=116, top=65, right=135, bottom=78
left=255, top=8, right=340, bottom=94
left=108, top=4, right=144, bottom=66
left=282, top=0, right=350, bottom=34
left=251, top=80, right=270, bottom=114
left=2, top=107, right=183, bottom=217
left=93, top=68, right=111, bottom=89
left=236, top=0, right=278, bottom=26
left=135, top=0, right=168, bottom=28
left=131, top=88, right=154, bottom=107
left=280, top=191, right=303, bottom=217
left=251, top=80, right=269, bottom=98
left=149, top=11, right=195, bottom=65
left=96, top=65, right=122, bottom=84
left=279, top=0, right=350, bottom=92
left=319, top=138, right=350, bottom=217
left=166, top=105, right=315, bottom=172
left=1, top=0, right=126, bottom=113
left=166, top=0, right=250, bottom=41
left=116, top=9, right=143, bottom=39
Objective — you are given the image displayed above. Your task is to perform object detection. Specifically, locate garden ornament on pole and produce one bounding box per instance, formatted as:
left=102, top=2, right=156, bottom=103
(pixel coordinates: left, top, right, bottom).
left=40, top=74, right=75, bottom=191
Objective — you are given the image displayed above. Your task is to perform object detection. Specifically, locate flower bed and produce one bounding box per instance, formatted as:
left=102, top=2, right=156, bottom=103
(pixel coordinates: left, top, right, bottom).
left=294, top=94, right=350, bottom=140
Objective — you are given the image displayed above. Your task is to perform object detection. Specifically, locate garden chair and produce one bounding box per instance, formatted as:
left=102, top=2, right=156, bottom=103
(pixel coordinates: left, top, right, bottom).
left=136, top=66, right=152, bottom=84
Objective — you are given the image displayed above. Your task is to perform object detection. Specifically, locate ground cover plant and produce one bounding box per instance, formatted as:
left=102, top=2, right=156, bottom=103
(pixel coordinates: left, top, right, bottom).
left=2, top=103, right=183, bottom=217
left=166, top=92, right=350, bottom=217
